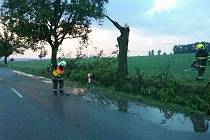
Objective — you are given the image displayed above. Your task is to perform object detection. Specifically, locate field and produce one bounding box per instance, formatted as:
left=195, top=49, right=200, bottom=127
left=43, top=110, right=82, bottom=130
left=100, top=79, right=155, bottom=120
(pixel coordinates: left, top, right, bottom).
left=2, top=53, right=210, bottom=114
left=6, top=53, right=210, bottom=85
left=6, top=59, right=51, bottom=77
left=129, top=54, right=210, bottom=85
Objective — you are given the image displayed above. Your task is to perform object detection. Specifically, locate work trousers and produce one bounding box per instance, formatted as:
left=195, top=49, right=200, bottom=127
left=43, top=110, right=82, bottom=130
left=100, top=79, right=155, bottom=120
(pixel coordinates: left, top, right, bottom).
left=52, top=78, right=64, bottom=93
left=197, top=67, right=205, bottom=77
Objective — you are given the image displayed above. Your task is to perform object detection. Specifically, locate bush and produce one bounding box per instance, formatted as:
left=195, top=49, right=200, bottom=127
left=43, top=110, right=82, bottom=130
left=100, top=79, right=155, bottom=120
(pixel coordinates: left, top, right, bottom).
left=65, top=57, right=117, bottom=85
left=62, top=57, right=210, bottom=115
left=93, top=68, right=116, bottom=86
left=68, top=69, right=88, bottom=83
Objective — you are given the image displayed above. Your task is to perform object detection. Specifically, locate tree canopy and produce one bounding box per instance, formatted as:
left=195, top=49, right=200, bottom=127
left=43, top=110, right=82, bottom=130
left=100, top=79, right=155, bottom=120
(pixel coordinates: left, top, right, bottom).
left=173, top=42, right=210, bottom=54
left=0, top=29, right=28, bottom=64
left=0, top=0, right=109, bottom=64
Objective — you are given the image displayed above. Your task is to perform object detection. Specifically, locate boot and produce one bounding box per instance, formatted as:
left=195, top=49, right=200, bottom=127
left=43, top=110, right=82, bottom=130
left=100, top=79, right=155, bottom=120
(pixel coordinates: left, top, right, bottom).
left=53, top=90, right=58, bottom=95
left=196, top=76, right=203, bottom=80
left=59, top=90, right=64, bottom=95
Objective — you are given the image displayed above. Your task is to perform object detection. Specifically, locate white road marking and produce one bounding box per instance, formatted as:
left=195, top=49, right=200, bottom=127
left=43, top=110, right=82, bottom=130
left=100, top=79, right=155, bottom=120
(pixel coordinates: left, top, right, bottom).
left=42, top=80, right=52, bottom=83
left=13, top=70, right=51, bottom=82
left=11, top=88, right=23, bottom=98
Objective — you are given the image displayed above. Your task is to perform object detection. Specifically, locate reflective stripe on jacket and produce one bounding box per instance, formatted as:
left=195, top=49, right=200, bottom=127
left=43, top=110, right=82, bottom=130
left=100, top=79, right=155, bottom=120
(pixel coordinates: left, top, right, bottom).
left=52, top=66, right=64, bottom=78
left=194, top=50, right=209, bottom=67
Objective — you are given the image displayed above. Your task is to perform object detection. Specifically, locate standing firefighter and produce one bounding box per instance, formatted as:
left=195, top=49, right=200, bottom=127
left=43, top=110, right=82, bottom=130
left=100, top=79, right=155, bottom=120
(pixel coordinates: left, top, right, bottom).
left=51, top=60, right=67, bottom=95
left=191, top=43, right=209, bottom=80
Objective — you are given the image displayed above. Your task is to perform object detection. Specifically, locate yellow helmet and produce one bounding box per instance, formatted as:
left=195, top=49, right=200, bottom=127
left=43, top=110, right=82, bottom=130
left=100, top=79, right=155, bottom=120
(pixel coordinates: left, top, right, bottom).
left=196, top=43, right=204, bottom=49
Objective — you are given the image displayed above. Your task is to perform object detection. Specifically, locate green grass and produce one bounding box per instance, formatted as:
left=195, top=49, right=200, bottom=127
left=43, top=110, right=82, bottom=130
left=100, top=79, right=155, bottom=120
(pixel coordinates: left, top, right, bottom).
left=128, top=54, right=210, bottom=85
left=3, top=53, right=210, bottom=84
left=1, top=54, right=210, bottom=115
left=7, top=59, right=51, bottom=77
left=85, top=84, right=205, bottom=116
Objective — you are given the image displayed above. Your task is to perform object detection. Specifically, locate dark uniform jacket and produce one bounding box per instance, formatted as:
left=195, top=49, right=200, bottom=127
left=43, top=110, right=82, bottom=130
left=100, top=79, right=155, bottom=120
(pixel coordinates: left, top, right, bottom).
left=193, top=50, right=209, bottom=68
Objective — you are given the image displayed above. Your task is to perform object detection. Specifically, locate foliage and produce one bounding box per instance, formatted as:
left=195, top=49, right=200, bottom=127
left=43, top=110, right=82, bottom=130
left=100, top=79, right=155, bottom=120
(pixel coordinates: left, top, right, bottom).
left=6, top=54, right=210, bottom=115
left=154, top=62, right=175, bottom=89
left=148, top=50, right=154, bottom=56
left=157, top=49, right=161, bottom=55
left=0, top=29, right=28, bottom=64
left=0, top=0, right=109, bottom=64
left=38, top=48, right=47, bottom=59
left=65, top=57, right=117, bottom=84
left=173, top=41, right=210, bottom=54
left=10, top=58, right=14, bottom=62
left=65, top=56, right=210, bottom=114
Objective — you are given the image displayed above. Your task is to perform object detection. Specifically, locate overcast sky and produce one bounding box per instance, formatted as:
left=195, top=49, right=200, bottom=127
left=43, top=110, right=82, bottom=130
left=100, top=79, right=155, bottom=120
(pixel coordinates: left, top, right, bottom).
left=10, top=0, right=210, bottom=58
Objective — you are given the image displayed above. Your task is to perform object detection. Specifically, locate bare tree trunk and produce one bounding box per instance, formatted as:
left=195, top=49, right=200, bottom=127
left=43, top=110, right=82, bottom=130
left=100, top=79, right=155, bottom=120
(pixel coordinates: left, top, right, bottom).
left=106, top=16, right=130, bottom=76
left=4, top=55, right=8, bottom=64
left=51, top=46, right=58, bottom=65
left=117, top=36, right=128, bottom=75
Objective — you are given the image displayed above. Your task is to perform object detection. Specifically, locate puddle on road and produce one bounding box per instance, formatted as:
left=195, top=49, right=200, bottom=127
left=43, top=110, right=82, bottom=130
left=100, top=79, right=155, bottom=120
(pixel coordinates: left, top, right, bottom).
left=80, top=92, right=210, bottom=133
left=12, top=70, right=210, bottom=133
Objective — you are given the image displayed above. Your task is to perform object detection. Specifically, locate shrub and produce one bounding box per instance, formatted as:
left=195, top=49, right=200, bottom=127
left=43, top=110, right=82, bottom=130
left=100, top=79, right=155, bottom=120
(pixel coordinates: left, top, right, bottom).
left=61, top=57, right=210, bottom=115
left=92, top=67, right=117, bottom=86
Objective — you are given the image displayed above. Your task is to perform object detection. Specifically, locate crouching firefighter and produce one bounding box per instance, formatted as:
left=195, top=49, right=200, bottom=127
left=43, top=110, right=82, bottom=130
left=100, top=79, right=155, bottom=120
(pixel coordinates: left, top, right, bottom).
left=51, top=60, right=67, bottom=95
left=191, top=43, right=210, bottom=80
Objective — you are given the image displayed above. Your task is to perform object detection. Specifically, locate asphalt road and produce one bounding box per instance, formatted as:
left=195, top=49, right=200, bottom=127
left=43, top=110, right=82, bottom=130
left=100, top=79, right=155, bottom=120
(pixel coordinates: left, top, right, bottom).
left=0, top=67, right=209, bottom=140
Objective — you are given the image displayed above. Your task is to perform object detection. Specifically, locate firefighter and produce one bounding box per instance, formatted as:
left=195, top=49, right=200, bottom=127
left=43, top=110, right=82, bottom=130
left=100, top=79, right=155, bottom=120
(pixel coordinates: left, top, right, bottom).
left=51, top=60, right=67, bottom=95
left=191, top=43, right=209, bottom=80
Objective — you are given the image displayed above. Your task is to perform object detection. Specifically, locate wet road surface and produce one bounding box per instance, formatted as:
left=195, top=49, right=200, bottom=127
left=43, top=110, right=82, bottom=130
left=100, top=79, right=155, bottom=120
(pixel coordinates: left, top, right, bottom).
left=0, top=67, right=209, bottom=140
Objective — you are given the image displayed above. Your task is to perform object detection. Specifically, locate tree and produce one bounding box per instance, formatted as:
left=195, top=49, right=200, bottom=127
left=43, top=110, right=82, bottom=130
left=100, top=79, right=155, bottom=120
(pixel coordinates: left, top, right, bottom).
left=157, top=49, right=161, bottom=55
left=0, top=29, right=28, bottom=64
left=148, top=51, right=151, bottom=56
left=1, top=0, right=109, bottom=65
left=38, top=48, right=47, bottom=59
left=172, top=42, right=210, bottom=54
left=76, top=45, right=87, bottom=58
left=106, top=16, right=130, bottom=76
left=10, top=58, right=14, bottom=62
left=191, top=116, right=209, bottom=132
left=151, top=50, right=154, bottom=55
left=0, top=50, right=3, bottom=58
left=111, top=44, right=119, bottom=57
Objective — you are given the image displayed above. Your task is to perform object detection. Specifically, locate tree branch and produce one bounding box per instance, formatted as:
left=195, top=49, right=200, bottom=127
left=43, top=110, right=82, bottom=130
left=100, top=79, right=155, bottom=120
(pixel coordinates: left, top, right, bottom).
left=59, top=14, right=78, bottom=43
left=106, top=15, right=123, bottom=31
left=61, top=33, right=87, bottom=40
